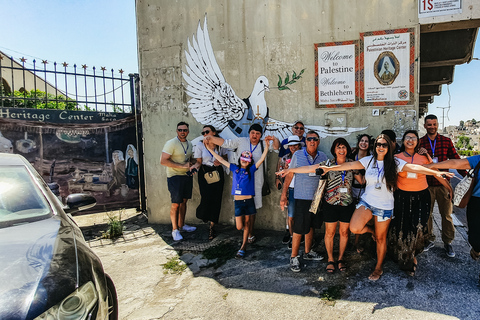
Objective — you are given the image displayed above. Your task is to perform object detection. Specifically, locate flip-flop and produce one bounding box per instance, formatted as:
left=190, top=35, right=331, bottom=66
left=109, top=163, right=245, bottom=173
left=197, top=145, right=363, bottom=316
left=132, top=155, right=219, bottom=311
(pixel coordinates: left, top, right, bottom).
left=247, top=236, right=256, bottom=244
left=368, top=269, right=383, bottom=281
left=235, top=249, right=245, bottom=259
left=337, top=260, right=347, bottom=272
left=326, top=261, right=335, bottom=273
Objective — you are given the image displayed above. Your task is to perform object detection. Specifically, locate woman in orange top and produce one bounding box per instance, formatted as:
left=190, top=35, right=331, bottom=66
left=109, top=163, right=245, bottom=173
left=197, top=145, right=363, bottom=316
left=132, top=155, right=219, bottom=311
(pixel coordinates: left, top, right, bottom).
left=388, top=130, right=451, bottom=276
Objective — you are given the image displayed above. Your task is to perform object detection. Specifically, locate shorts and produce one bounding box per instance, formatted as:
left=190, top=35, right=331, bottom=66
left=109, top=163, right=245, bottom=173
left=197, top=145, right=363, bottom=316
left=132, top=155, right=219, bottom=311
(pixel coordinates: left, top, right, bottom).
left=234, top=198, right=257, bottom=217
left=293, top=199, right=320, bottom=235
left=356, top=199, right=392, bottom=222
left=167, top=175, right=193, bottom=204
left=323, top=202, right=355, bottom=223
left=287, top=188, right=295, bottom=218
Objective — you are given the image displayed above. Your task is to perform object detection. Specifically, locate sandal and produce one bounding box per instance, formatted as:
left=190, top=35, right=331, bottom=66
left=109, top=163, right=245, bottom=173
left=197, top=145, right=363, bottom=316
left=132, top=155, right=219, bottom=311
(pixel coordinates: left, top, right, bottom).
left=247, top=236, right=256, bottom=244
left=326, top=261, right=335, bottom=273
left=408, top=263, right=417, bottom=277
left=337, top=260, right=347, bottom=272
left=368, top=269, right=383, bottom=281
left=208, top=224, right=216, bottom=241
left=235, top=249, right=245, bottom=259
left=470, top=248, right=480, bottom=261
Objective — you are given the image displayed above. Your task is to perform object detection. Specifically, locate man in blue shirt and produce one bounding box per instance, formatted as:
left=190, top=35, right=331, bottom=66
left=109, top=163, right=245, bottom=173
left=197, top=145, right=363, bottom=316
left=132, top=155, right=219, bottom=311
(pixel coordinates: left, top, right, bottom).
left=280, top=131, right=327, bottom=272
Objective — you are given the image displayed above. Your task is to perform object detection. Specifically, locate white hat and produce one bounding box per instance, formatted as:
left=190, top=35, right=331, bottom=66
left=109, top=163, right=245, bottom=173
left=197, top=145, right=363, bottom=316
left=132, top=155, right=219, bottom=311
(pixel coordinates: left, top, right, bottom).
left=284, top=135, right=304, bottom=149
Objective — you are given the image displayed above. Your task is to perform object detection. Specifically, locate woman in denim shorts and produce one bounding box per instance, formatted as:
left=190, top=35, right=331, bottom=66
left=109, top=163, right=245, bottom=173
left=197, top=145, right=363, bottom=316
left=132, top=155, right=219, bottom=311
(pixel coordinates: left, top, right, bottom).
left=317, top=134, right=453, bottom=281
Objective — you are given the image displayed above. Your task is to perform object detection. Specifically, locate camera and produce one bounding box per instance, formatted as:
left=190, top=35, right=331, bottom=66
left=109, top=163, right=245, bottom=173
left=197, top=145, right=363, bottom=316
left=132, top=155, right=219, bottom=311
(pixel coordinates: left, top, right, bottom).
left=315, top=167, right=324, bottom=176
left=186, top=168, right=197, bottom=176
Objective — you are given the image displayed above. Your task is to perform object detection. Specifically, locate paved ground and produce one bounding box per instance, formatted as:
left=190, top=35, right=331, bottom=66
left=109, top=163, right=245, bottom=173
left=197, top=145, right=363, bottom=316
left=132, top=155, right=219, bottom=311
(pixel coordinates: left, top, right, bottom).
left=75, top=204, right=480, bottom=320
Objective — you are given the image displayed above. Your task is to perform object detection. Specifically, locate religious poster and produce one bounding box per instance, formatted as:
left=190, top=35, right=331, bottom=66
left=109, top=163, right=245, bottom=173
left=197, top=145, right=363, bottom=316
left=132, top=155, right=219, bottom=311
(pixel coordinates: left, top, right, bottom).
left=360, top=29, right=415, bottom=106
left=315, top=41, right=358, bottom=108
left=0, top=108, right=141, bottom=213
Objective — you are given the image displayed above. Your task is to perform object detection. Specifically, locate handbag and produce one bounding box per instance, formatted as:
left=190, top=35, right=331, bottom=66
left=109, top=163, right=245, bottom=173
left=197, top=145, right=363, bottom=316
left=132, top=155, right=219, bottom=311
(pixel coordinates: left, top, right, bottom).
left=204, top=170, right=220, bottom=184
left=453, top=161, right=480, bottom=208
left=260, top=140, right=271, bottom=196
left=309, top=160, right=330, bottom=214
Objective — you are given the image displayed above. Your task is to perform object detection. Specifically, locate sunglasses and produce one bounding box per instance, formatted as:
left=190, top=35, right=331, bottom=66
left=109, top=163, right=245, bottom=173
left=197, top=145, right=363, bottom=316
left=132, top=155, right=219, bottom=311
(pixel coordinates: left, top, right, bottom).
left=293, top=126, right=304, bottom=130
left=201, top=130, right=211, bottom=135
left=306, top=137, right=319, bottom=142
left=376, top=142, right=389, bottom=148
left=177, top=128, right=189, bottom=132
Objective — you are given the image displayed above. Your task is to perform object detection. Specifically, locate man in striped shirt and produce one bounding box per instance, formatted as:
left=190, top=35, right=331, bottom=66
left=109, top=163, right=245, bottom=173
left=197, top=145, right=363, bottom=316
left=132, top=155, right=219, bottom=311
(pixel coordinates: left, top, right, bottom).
left=280, top=131, right=327, bottom=272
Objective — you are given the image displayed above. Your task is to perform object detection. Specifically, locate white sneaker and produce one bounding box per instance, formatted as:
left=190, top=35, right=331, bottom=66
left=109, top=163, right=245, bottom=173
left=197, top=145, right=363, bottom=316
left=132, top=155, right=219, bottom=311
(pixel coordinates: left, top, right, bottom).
left=172, top=229, right=183, bottom=241
left=181, top=224, right=196, bottom=232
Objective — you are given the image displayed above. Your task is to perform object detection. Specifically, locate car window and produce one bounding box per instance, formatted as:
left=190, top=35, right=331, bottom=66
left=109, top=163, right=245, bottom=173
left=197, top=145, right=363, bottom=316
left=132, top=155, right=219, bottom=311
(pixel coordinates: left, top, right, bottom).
left=0, top=166, right=52, bottom=227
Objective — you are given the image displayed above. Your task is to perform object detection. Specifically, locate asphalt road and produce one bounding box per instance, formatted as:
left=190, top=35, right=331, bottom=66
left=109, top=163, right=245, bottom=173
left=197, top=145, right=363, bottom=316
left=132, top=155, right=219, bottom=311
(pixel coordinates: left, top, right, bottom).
left=75, top=206, right=480, bottom=320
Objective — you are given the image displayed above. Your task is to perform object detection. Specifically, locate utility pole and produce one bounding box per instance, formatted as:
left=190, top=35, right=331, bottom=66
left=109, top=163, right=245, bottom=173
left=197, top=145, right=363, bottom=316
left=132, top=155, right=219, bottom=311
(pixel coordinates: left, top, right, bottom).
left=437, top=106, right=450, bottom=133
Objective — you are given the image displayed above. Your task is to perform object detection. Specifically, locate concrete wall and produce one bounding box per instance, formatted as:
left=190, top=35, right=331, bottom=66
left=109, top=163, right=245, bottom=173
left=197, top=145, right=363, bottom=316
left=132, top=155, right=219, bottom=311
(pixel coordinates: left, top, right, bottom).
left=136, top=0, right=420, bottom=229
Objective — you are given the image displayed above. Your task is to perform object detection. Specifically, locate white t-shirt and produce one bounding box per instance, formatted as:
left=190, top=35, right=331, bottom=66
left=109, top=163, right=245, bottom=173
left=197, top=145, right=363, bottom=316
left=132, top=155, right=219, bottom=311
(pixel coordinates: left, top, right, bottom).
left=358, top=155, right=406, bottom=210
left=193, top=142, right=227, bottom=167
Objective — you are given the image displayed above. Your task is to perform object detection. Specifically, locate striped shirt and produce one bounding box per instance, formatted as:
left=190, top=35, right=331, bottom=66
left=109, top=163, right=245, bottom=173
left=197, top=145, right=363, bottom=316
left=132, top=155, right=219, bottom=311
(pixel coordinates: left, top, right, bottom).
left=290, top=149, right=327, bottom=200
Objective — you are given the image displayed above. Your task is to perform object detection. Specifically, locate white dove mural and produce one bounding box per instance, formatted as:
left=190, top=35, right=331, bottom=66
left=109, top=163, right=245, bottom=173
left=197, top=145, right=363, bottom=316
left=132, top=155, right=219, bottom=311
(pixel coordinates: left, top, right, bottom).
left=182, top=15, right=367, bottom=142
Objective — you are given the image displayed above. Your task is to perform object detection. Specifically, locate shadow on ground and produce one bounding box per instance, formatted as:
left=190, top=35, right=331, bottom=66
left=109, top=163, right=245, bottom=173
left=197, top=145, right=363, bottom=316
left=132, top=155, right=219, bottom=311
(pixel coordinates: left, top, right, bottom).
left=81, top=212, right=480, bottom=319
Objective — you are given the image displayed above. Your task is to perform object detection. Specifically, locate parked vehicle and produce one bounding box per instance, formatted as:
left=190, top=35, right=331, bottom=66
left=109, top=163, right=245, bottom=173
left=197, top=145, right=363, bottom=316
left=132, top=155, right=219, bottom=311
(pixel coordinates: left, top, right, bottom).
left=0, top=153, right=117, bottom=320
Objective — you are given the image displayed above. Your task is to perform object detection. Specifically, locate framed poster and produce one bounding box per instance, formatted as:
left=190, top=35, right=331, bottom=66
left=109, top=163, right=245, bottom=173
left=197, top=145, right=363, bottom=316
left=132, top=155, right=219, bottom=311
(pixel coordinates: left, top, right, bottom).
left=315, top=40, right=358, bottom=108
left=360, top=28, right=415, bottom=106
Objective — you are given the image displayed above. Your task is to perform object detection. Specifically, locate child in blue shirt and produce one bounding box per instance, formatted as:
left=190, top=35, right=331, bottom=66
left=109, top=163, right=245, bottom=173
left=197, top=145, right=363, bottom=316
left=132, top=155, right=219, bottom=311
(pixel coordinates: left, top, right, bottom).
left=205, top=136, right=272, bottom=258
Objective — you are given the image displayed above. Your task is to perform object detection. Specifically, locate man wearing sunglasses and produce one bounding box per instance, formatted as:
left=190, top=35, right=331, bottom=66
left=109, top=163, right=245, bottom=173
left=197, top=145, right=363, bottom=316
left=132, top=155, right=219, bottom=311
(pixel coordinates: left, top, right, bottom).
left=280, top=130, right=327, bottom=272
left=161, top=121, right=197, bottom=241
left=419, top=114, right=465, bottom=258
left=275, top=120, right=307, bottom=190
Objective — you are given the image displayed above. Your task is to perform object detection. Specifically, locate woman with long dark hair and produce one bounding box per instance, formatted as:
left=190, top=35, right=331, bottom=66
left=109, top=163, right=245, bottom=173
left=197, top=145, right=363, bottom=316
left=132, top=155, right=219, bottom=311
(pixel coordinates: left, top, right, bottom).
left=389, top=130, right=452, bottom=275
left=192, top=125, right=226, bottom=240
left=282, top=134, right=454, bottom=280
left=350, top=134, right=372, bottom=253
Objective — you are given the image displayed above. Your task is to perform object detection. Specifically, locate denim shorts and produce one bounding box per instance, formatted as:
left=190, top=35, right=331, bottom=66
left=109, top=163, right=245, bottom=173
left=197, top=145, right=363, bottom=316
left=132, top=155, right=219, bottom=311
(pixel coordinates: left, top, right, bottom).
left=287, top=188, right=295, bottom=218
left=356, top=199, right=393, bottom=222
left=234, top=198, right=256, bottom=217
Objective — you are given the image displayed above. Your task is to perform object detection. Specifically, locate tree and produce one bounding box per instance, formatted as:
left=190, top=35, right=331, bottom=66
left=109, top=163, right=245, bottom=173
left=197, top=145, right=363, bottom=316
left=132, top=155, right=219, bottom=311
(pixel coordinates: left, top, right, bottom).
left=472, top=118, right=477, bottom=125
left=1, top=89, right=78, bottom=110
left=456, top=135, right=473, bottom=150
left=459, top=120, right=464, bottom=128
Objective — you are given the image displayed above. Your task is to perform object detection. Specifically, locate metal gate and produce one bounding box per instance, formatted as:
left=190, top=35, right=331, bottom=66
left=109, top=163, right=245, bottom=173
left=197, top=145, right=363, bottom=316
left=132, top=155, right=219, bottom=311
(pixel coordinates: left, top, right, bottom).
left=0, top=51, right=145, bottom=213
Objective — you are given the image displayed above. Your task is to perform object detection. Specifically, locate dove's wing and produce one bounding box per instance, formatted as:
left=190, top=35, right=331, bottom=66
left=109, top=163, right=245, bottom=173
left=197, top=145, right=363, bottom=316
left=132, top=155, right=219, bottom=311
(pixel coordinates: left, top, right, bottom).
left=182, top=16, right=246, bottom=130
left=265, top=118, right=369, bottom=140
left=304, top=124, right=369, bottom=139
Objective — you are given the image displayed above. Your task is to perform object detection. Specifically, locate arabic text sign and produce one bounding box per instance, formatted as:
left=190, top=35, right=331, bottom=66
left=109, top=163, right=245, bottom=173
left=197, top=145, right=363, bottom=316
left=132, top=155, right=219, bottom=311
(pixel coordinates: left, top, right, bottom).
left=317, top=44, right=356, bottom=105
left=363, top=32, right=410, bottom=103
left=419, top=0, right=462, bottom=18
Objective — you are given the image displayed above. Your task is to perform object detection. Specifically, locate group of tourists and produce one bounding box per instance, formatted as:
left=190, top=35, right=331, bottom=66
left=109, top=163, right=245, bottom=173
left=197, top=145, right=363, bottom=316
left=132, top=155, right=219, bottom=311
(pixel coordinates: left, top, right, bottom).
left=160, top=115, right=480, bottom=281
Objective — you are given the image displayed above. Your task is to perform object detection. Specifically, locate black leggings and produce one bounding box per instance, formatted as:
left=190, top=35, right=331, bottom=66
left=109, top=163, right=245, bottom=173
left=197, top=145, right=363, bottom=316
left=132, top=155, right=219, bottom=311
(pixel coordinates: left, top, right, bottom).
left=467, top=196, right=480, bottom=252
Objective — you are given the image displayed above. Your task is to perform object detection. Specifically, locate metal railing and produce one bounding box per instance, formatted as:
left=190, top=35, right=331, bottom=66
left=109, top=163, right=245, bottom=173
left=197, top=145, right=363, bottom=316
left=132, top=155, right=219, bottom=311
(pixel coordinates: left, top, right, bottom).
left=0, top=53, right=136, bottom=113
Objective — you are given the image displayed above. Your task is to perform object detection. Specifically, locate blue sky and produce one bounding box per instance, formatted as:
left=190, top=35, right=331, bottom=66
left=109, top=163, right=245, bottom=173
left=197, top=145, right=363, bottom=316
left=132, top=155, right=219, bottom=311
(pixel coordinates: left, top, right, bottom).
left=429, top=40, right=480, bottom=127
left=0, top=1, right=477, bottom=127
left=0, top=0, right=138, bottom=75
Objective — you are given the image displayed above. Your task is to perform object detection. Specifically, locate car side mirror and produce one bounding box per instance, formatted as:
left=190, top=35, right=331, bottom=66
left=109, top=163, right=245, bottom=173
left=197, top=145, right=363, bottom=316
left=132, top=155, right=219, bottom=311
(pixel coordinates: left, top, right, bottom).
left=64, top=193, right=96, bottom=214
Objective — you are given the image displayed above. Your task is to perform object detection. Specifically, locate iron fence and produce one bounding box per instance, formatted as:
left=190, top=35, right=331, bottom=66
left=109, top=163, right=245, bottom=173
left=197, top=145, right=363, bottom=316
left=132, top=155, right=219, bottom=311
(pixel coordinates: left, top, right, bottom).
left=0, top=53, right=137, bottom=113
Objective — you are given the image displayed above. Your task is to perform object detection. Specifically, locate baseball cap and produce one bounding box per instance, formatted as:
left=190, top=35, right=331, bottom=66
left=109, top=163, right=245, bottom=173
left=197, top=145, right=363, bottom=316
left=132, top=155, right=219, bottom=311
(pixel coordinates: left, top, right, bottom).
left=240, top=151, right=252, bottom=162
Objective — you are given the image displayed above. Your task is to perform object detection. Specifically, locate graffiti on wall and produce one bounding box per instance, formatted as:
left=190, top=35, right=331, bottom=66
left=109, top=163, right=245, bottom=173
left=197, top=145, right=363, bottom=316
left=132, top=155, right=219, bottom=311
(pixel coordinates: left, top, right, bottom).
left=0, top=108, right=140, bottom=213
left=182, top=15, right=368, bottom=142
